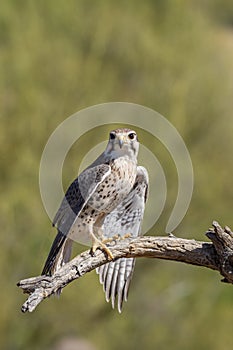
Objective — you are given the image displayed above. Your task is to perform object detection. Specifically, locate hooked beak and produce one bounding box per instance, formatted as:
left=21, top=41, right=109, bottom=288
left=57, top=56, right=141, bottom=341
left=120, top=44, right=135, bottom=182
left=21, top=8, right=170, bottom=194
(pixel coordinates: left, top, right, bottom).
left=118, top=135, right=125, bottom=148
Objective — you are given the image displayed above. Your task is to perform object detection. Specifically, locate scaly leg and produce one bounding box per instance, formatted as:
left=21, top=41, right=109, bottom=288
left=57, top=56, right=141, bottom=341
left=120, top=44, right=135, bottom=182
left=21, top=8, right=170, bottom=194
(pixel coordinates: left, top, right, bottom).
left=89, top=227, right=114, bottom=260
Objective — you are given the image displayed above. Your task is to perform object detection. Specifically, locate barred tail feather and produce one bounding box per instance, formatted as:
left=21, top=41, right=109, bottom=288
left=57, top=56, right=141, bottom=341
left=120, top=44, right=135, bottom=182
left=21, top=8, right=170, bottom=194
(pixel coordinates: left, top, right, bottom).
left=96, top=258, right=136, bottom=313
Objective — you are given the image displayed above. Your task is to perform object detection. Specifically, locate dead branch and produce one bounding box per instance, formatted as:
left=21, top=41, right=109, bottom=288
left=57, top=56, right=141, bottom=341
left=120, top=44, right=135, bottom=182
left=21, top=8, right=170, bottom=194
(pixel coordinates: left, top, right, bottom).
left=17, top=221, right=233, bottom=313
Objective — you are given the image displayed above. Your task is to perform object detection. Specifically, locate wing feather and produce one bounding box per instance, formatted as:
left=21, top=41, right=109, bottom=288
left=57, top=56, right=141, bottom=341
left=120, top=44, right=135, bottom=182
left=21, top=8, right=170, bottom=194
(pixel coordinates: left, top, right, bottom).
left=42, top=164, right=111, bottom=276
left=53, top=164, right=111, bottom=235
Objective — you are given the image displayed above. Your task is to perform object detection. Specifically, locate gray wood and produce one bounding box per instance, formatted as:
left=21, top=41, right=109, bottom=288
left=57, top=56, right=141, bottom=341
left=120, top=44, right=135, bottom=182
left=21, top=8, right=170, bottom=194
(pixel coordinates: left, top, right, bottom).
left=18, top=221, right=233, bottom=313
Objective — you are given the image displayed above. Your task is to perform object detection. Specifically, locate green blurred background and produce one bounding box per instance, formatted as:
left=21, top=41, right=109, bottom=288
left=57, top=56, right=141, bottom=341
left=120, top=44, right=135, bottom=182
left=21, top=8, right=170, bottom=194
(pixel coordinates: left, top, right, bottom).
left=1, top=0, right=233, bottom=349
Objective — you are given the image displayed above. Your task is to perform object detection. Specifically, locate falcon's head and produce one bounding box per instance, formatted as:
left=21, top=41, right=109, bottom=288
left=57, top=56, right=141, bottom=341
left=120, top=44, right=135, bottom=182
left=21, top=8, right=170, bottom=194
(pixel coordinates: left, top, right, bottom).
left=105, top=128, right=139, bottom=159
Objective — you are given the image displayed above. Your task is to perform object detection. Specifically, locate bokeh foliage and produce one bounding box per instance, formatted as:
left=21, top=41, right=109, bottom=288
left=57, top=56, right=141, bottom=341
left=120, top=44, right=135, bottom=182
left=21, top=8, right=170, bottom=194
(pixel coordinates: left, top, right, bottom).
left=1, top=1, right=233, bottom=349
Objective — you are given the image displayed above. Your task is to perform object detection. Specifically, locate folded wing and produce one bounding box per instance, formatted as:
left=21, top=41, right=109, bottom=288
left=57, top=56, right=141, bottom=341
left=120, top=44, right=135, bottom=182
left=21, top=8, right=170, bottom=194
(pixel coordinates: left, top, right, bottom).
left=42, top=164, right=111, bottom=276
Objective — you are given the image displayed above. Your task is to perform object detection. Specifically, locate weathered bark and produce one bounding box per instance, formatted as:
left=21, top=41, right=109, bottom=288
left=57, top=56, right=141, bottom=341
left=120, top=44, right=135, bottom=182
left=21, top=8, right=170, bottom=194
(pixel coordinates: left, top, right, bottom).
left=17, top=221, right=233, bottom=313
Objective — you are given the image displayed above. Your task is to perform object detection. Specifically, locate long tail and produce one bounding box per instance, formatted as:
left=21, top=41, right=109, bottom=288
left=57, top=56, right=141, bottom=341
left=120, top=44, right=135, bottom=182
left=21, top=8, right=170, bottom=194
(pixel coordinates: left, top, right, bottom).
left=42, top=230, right=73, bottom=276
left=96, top=258, right=136, bottom=313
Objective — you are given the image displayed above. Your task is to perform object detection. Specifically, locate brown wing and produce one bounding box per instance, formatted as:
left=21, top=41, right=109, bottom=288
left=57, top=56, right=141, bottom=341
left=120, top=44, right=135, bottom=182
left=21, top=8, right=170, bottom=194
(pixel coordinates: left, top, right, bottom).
left=42, top=164, right=111, bottom=276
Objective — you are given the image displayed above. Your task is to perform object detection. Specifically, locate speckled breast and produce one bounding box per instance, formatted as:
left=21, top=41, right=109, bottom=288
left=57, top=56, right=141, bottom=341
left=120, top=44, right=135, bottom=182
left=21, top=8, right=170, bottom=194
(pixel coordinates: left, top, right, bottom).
left=88, top=157, right=137, bottom=213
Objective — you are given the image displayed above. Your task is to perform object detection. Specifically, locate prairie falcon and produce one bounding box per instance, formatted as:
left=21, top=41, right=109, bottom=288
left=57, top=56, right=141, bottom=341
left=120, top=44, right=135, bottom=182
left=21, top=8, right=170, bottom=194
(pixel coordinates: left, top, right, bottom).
left=42, top=128, right=149, bottom=312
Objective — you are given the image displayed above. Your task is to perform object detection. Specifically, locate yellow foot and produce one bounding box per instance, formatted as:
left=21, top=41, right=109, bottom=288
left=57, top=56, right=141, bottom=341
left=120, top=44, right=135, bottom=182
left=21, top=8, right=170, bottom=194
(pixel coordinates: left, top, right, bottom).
left=122, top=233, right=132, bottom=239
left=91, top=239, right=114, bottom=260
left=102, top=235, right=119, bottom=244
left=102, top=233, right=132, bottom=244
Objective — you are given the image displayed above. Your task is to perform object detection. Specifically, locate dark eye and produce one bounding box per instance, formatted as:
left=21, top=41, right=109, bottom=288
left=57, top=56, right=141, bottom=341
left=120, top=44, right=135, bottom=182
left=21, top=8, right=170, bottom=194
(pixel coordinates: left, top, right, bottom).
left=109, top=132, right=116, bottom=140
left=128, top=132, right=136, bottom=140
